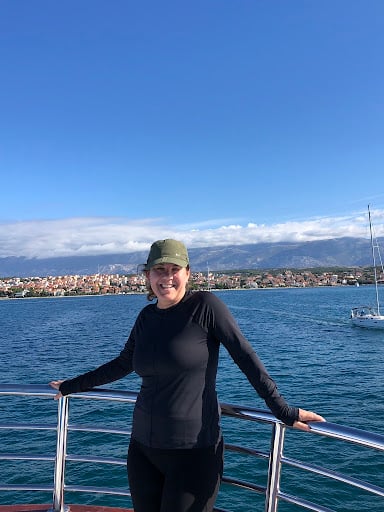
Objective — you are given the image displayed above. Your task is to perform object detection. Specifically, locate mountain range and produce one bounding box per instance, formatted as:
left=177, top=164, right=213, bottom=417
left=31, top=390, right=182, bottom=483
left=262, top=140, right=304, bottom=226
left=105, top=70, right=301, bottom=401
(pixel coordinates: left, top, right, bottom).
left=1, top=237, right=381, bottom=278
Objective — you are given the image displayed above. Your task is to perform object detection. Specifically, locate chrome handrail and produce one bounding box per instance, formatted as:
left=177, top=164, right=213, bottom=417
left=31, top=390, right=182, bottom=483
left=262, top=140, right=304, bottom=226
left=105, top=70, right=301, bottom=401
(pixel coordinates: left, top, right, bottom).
left=1, top=384, right=384, bottom=512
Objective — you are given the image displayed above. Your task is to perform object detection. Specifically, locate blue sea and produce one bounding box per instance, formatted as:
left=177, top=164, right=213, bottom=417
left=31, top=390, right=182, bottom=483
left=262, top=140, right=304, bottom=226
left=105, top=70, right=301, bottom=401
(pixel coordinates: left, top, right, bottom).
left=1, top=286, right=384, bottom=511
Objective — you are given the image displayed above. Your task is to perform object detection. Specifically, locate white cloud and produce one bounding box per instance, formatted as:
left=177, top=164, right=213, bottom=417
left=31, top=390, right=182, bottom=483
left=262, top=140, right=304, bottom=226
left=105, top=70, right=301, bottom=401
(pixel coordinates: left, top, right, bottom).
left=0, top=210, right=383, bottom=259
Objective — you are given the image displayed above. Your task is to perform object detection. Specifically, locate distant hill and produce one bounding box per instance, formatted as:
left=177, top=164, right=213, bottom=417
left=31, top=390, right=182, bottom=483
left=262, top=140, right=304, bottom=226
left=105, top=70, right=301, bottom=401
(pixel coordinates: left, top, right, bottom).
left=0, top=237, right=381, bottom=278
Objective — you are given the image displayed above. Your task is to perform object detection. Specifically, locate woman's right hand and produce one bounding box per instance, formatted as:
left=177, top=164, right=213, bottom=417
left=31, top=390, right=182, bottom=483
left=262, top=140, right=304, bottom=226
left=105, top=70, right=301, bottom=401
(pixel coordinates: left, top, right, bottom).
left=49, top=380, right=64, bottom=400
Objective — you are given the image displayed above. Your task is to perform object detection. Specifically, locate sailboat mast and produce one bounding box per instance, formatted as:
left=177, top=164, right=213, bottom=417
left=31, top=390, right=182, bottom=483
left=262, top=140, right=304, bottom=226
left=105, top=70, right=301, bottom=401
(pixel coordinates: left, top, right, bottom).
left=368, top=205, right=381, bottom=315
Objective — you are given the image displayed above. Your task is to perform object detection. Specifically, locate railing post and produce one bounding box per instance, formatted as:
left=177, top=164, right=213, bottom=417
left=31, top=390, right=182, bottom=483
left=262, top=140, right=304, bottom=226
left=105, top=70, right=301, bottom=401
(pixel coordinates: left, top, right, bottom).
left=264, top=422, right=285, bottom=512
left=49, top=396, right=70, bottom=512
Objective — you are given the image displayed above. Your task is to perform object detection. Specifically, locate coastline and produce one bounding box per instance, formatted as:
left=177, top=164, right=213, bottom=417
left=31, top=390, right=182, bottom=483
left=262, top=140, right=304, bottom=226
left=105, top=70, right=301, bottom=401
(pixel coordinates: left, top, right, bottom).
left=0, top=283, right=364, bottom=302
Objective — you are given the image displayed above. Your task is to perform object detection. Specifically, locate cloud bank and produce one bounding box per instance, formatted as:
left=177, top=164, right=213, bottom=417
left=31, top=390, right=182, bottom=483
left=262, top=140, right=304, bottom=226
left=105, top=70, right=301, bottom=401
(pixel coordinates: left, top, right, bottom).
left=1, top=210, right=383, bottom=259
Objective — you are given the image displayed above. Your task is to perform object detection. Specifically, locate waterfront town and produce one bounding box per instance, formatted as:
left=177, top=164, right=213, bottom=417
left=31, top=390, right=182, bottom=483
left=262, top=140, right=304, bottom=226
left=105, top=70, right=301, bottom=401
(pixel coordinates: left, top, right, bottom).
left=0, top=267, right=381, bottom=298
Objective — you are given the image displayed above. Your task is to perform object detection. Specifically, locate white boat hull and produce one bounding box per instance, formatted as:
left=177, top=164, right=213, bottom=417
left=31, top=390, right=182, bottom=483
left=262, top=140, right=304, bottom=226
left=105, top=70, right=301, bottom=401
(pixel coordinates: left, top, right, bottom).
left=351, top=316, right=384, bottom=329
left=351, top=307, right=384, bottom=329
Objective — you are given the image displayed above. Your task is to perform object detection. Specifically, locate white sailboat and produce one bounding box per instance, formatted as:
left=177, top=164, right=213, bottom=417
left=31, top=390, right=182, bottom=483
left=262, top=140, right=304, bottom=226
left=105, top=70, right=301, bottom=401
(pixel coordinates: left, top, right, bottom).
left=351, top=205, right=384, bottom=329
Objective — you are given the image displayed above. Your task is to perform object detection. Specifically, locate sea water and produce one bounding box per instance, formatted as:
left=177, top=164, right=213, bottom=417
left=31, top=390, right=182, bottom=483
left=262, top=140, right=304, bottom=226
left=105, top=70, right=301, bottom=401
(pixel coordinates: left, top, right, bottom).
left=0, top=286, right=383, bottom=511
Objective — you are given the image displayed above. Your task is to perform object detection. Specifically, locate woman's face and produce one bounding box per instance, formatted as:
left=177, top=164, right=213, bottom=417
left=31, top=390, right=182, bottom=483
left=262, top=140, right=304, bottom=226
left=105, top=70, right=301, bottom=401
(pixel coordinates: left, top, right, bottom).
left=146, top=263, right=190, bottom=309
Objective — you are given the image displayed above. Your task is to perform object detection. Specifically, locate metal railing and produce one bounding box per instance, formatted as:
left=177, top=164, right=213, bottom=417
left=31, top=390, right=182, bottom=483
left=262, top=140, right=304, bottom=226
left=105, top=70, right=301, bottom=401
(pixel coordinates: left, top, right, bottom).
left=1, top=384, right=384, bottom=512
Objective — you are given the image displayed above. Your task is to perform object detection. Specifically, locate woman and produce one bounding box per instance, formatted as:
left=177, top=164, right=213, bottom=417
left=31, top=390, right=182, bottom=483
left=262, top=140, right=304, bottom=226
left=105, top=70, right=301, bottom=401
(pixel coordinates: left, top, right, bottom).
left=50, top=238, right=325, bottom=512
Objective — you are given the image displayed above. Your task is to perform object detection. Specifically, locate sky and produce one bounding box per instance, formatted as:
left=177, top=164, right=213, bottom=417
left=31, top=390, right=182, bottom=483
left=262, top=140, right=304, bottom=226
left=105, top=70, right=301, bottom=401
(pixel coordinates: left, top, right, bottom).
left=1, top=0, right=384, bottom=259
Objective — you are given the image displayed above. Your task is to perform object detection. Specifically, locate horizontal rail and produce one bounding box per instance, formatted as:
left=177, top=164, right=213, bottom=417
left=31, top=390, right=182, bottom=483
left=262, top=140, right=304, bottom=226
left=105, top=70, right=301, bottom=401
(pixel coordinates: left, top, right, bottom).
left=66, top=454, right=127, bottom=465
left=0, top=422, right=57, bottom=430
left=64, top=485, right=131, bottom=497
left=1, top=384, right=384, bottom=512
left=282, top=454, right=384, bottom=498
left=279, top=492, right=335, bottom=512
left=68, top=424, right=131, bottom=435
left=0, top=484, right=53, bottom=492
left=0, top=453, right=54, bottom=461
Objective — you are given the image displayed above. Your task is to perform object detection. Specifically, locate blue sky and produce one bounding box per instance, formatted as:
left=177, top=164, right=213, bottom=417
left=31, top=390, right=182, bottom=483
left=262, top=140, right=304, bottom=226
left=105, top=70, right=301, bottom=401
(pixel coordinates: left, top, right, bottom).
left=1, top=0, right=384, bottom=259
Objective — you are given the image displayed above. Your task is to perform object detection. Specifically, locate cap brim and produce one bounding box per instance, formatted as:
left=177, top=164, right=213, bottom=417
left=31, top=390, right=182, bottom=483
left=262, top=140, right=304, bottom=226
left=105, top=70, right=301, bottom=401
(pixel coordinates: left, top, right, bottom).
left=145, top=256, right=189, bottom=270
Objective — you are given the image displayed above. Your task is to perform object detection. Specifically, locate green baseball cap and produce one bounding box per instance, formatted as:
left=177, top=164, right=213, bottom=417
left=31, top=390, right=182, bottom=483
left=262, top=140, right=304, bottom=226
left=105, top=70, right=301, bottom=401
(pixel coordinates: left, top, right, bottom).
left=145, top=239, right=189, bottom=269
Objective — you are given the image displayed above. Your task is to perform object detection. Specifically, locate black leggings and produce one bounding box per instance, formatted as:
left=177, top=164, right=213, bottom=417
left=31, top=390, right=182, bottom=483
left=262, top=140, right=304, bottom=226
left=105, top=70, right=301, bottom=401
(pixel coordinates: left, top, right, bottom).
left=127, top=437, right=224, bottom=512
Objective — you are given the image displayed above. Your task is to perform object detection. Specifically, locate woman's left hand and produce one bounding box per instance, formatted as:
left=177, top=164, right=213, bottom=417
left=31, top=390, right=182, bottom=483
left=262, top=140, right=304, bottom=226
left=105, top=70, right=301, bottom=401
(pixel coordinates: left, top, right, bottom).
left=293, top=408, right=326, bottom=431
left=49, top=380, right=64, bottom=400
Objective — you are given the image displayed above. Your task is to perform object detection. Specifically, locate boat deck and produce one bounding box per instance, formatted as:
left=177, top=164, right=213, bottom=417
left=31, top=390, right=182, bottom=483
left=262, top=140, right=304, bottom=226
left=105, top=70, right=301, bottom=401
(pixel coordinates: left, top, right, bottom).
left=0, top=506, right=133, bottom=512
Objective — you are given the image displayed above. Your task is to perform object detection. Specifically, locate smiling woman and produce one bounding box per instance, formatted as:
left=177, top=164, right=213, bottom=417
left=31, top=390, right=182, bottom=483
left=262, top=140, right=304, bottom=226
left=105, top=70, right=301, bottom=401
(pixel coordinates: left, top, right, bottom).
left=49, top=238, right=324, bottom=512
left=144, top=239, right=191, bottom=308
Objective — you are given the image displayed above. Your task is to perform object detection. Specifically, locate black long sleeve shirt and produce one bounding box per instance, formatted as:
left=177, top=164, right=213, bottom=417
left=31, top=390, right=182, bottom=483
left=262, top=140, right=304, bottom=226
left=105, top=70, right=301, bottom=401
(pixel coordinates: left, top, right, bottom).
left=60, top=291, right=299, bottom=448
